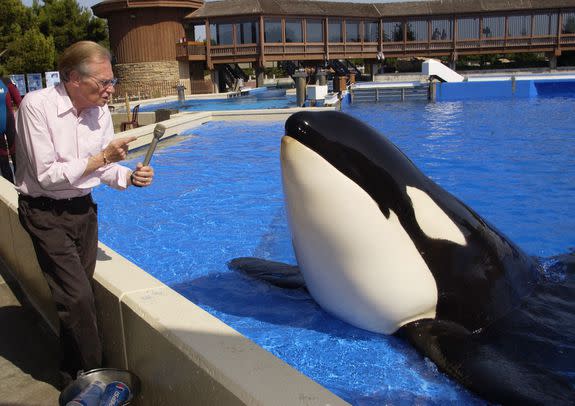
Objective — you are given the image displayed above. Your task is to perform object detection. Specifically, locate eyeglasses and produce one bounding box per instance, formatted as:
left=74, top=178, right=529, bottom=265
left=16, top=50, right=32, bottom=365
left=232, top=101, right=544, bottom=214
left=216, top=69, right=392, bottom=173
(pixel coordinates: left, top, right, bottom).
left=87, top=75, right=118, bottom=89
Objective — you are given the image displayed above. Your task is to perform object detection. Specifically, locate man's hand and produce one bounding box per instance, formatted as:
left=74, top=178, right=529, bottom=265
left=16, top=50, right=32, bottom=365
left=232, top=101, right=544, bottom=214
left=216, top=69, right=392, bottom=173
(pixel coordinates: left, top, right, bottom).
left=85, top=136, right=137, bottom=176
left=103, top=136, right=137, bottom=163
left=130, top=163, right=154, bottom=187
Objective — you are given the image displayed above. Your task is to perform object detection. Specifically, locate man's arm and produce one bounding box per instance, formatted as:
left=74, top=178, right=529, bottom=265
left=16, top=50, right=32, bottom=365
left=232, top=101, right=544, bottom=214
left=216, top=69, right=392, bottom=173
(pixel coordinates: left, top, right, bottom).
left=83, top=136, right=136, bottom=177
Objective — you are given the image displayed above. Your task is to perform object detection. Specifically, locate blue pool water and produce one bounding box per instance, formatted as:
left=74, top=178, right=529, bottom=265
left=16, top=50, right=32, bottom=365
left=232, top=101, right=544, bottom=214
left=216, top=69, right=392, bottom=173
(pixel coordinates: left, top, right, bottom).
left=96, top=97, right=574, bottom=404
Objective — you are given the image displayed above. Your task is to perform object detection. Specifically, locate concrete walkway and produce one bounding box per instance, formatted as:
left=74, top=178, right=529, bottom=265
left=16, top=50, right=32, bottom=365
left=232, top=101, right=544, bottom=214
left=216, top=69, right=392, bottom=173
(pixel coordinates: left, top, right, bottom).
left=0, top=263, right=60, bottom=406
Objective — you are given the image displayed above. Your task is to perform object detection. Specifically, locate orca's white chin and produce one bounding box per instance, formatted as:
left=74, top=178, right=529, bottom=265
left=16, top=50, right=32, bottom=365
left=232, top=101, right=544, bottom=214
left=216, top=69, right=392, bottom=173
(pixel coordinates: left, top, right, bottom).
left=280, top=135, right=437, bottom=334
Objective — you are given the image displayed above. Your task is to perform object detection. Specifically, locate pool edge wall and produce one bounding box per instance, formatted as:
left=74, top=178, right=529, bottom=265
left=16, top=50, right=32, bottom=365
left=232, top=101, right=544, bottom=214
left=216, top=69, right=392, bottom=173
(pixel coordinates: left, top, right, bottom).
left=436, top=78, right=575, bottom=101
left=0, top=108, right=348, bottom=406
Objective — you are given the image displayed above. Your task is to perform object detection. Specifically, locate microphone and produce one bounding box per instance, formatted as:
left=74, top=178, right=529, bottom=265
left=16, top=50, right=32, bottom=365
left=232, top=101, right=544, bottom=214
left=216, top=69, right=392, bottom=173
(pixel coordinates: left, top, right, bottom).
left=142, top=123, right=166, bottom=166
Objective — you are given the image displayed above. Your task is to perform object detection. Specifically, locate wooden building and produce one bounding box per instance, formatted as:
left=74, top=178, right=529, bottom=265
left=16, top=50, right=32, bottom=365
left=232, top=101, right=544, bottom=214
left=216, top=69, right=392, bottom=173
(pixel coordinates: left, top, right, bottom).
left=92, top=0, right=204, bottom=98
left=93, top=0, right=575, bottom=96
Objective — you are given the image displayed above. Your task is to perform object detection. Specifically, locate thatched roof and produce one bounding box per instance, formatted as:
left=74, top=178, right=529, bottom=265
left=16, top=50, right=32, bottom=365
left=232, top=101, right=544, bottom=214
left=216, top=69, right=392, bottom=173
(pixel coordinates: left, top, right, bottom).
left=185, top=0, right=575, bottom=20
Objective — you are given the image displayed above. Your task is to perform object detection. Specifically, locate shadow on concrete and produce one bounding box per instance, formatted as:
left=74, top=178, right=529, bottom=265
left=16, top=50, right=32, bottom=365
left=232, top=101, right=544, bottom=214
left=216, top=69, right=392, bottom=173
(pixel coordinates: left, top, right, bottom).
left=0, top=263, right=61, bottom=405
left=0, top=304, right=61, bottom=383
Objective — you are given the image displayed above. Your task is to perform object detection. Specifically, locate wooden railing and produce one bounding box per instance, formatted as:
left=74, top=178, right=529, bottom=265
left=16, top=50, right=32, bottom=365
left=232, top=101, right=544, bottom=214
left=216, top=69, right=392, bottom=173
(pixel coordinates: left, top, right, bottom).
left=211, top=44, right=259, bottom=56
left=561, top=33, right=575, bottom=45
left=176, top=34, right=575, bottom=63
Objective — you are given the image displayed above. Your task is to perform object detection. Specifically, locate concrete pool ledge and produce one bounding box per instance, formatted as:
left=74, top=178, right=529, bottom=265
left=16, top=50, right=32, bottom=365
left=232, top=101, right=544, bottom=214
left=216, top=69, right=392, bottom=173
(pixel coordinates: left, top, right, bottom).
left=0, top=105, right=348, bottom=405
left=92, top=243, right=347, bottom=405
left=207, top=106, right=336, bottom=121
left=119, top=106, right=335, bottom=153
left=121, top=286, right=347, bottom=405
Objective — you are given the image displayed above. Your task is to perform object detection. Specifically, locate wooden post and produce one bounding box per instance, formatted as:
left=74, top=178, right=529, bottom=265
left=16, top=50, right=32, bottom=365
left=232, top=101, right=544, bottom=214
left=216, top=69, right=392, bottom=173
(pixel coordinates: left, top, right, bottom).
left=205, top=19, right=213, bottom=70
left=281, top=16, right=286, bottom=54
left=530, top=13, right=535, bottom=46
left=479, top=15, right=483, bottom=44
left=379, top=18, right=383, bottom=54
left=428, top=18, right=432, bottom=50
left=259, top=15, right=266, bottom=68
left=403, top=18, right=407, bottom=52
left=325, top=17, right=329, bottom=61
left=125, top=94, right=131, bottom=122
left=557, top=10, right=563, bottom=52
left=453, top=15, right=457, bottom=51
left=504, top=15, right=508, bottom=48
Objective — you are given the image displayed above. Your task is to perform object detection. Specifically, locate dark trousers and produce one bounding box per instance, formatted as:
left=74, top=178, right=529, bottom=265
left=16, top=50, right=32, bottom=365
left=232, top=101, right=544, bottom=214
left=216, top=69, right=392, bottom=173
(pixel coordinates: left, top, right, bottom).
left=18, top=194, right=102, bottom=376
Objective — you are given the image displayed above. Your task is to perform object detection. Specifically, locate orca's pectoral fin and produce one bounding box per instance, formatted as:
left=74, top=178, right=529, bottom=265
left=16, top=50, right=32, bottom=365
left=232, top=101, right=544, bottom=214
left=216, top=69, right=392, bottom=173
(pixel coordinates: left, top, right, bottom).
left=398, top=319, right=575, bottom=405
left=227, top=257, right=306, bottom=289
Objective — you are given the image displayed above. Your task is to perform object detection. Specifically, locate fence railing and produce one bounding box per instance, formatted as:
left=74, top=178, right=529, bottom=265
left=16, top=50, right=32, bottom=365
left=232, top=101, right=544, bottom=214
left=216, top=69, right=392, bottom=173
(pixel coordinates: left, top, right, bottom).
left=178, top=33, right=575, bottom=62
left=112, top=80, right=182, bottom=103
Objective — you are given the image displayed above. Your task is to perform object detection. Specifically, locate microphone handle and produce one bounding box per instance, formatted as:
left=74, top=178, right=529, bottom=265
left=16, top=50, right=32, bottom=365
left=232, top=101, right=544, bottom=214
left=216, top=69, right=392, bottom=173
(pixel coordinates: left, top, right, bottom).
left=142, top=138, right=159, bottom=166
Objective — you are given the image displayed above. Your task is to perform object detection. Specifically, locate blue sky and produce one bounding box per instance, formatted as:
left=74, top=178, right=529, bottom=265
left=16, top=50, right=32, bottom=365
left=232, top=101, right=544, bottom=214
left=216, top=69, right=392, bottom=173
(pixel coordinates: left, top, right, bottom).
left=21, top=0, right=421, bottom=11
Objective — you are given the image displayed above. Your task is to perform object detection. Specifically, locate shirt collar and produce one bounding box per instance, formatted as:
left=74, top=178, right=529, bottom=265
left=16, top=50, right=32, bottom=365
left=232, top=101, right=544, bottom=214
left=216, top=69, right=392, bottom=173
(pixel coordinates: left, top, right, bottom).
left=55, top=83, right=105, bottom=119
left=55, top=83, right=74, bottom=115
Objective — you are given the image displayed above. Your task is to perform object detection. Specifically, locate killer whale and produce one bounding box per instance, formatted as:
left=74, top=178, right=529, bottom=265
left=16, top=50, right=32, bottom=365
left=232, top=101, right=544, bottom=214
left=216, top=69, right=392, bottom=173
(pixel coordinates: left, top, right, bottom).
left=228, top=111, right=575, bottom=404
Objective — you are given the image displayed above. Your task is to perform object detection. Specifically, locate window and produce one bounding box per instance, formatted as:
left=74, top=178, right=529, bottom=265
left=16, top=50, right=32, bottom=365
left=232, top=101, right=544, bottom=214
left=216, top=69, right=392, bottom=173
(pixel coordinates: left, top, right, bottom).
left=482, top=16, right=504, bottom=38
left=186, top=23, right=206, bottom=42
left=562, top=12, right=575, bottom=34
left=406, top=20, right=427, bottom=41
left=364, top=21, right=379, bottom=42
left=306, top=19, right=323, bottom=42
left=383, top=21, right=402, bottom=42
left=533, top=13, right=558, bottom=36
left=210, top=23, right=233, bottom=45
left=508, top=15, right=531, bottom=37
left=431, top=19, right=451, bottom=40
left=346, top=20, right=360, bottom=42
left=457, top=17, right=479, bottom=40
left=286, top=19, right=303, bottom=43
left=236, top=21, right=258, bottom=44
left=328, top=19, right=343, bottom=42
left=265, top=18, right=282, bottom=43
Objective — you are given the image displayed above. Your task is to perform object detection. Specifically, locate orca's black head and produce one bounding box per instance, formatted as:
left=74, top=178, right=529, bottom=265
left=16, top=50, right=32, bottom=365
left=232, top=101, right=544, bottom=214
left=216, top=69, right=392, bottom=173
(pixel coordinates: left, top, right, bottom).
left=285, top=111, right=428, bottom=219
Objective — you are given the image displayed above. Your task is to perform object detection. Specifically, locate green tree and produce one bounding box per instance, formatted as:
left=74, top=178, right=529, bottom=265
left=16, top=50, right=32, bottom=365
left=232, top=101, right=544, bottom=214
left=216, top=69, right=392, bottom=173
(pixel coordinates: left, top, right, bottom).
left=5, top=27, right=55, bottom=74
left=0, top=0, right=35, bottom=42
left=37, top=0, right=108, bottom=54
left=0, top=0, right=37, bottom=74
left=1, top=0, right=108, bottom=75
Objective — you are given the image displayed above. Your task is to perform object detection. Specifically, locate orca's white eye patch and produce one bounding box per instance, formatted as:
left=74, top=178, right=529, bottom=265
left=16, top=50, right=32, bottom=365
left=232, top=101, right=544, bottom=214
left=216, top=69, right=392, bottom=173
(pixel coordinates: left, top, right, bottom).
left=406, top=186, right=467, bottom=246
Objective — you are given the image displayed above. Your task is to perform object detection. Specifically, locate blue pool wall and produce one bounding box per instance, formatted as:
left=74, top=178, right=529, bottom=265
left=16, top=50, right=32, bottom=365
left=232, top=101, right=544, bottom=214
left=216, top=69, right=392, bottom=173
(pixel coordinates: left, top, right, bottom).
left=437, top=79, right=575, bottom=100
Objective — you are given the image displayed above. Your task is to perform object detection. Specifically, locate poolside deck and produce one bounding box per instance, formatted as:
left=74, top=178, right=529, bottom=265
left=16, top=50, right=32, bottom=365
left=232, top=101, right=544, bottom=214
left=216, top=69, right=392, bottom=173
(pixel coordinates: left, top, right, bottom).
left=0, top=260, right=60, bottom=406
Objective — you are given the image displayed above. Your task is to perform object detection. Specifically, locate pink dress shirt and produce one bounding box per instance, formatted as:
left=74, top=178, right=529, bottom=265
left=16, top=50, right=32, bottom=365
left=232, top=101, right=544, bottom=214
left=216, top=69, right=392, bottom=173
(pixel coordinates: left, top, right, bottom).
left=15, top=84, right=131, bottom=199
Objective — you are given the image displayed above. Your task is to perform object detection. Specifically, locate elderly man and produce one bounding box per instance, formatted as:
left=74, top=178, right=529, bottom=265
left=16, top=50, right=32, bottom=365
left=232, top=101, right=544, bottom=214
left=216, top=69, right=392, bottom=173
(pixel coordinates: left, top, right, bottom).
left=15, top=41, right=154, bottom=387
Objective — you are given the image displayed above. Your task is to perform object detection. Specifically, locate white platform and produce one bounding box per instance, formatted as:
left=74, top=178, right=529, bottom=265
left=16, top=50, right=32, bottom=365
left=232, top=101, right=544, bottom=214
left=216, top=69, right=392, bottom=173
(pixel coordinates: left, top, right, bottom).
left=422, top=59, right=464, bottom=82
left=306, top=84, right=329, bottom=100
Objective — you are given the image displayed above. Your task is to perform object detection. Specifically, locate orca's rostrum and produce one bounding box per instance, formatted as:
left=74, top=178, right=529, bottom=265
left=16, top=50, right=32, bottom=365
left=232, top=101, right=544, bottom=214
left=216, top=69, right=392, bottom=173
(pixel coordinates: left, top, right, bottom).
left=228, top=111, right=575, bottom=405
